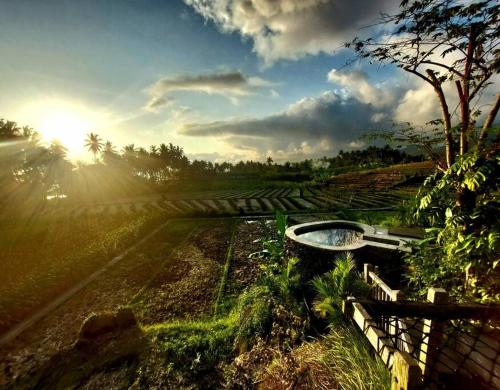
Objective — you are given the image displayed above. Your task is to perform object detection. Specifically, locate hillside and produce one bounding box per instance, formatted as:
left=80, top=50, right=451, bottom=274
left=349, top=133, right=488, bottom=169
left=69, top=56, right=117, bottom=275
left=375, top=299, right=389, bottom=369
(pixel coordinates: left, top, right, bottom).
left=328, top=161, right=435, bottom=190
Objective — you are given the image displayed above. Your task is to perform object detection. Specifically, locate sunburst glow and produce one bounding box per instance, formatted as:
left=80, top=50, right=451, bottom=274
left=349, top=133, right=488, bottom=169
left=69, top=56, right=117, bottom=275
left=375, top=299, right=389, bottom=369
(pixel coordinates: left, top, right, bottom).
left=16, top=99, right=111, bottom=160
left=39, top=109, right=88, bottom=154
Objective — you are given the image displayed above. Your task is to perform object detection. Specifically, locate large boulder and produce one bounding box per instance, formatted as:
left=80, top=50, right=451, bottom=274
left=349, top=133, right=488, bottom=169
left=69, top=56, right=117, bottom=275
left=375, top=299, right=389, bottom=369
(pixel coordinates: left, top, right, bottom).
left=76, top=307, right=138, bottom=347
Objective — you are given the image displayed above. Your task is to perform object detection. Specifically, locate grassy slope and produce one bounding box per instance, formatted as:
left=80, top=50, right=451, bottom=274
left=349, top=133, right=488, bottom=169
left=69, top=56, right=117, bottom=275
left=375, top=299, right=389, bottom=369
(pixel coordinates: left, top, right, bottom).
left=0, top=212, right=166, bottom=334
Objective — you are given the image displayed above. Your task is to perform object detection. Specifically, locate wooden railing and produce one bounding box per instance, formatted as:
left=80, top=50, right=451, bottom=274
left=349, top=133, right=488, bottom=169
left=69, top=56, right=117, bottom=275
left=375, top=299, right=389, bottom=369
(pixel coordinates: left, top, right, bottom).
left=345, top=264, right=500, bottom=390
left=364, top=264, right=413, bottom=354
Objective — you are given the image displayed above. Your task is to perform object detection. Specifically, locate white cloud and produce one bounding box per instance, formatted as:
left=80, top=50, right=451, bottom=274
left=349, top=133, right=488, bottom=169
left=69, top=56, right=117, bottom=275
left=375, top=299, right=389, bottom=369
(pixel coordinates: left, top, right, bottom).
left=328, top=68, right=401, bottom=108
left=185, top=0, right=398, bottom=64
left=144, top=95, right=175, bottom=113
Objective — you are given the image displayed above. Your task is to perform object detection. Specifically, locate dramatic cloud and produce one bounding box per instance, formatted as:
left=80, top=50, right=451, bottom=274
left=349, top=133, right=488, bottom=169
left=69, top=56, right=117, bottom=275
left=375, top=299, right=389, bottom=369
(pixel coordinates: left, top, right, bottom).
left=144, top=95, right=175, bottom=112
left=145, top=70, right=275, bottom=111
left=185, top=0, right=397, bottom=64
left=179, top=90, right=382, bottom=160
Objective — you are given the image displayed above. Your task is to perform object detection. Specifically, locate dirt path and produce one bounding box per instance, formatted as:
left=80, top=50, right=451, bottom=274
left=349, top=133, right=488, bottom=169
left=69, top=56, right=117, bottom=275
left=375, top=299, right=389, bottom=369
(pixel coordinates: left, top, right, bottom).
left=0, top=221, right=198, bottom=387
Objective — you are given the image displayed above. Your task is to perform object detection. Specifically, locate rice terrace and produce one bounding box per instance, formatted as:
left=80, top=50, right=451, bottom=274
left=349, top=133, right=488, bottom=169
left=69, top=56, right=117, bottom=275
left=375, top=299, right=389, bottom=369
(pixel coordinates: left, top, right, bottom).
left=1, top=0, right=499, bottom=389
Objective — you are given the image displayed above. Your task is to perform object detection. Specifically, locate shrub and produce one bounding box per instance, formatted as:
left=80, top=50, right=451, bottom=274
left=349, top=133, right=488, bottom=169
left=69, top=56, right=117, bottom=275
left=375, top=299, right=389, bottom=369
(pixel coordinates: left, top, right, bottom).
left=235, top=285, right=275, bottom=352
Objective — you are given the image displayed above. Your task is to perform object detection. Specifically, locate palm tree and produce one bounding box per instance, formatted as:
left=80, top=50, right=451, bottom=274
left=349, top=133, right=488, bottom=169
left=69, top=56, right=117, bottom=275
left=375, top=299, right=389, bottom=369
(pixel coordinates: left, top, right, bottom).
left=104, top=140, right=116, bottom=154
left=149, top=145, right=159, bottom=156
left=102, top=140, right=120, bottom=165
left=84, top=132, right=103, bottom=162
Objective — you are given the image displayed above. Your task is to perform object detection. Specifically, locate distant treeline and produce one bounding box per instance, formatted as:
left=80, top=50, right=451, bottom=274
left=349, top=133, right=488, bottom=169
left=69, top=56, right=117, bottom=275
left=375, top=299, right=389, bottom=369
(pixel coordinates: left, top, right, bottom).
left=319, top=146, right=424, bottom=169
left=0, top=119, right=424, bottom=205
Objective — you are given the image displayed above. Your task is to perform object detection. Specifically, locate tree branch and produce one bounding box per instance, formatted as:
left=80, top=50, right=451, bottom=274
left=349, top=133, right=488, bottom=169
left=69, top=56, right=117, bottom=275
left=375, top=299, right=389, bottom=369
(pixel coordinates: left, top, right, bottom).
left=420, top=60, right=464, bottom=78
left=478, top=93, right=500, bottom=149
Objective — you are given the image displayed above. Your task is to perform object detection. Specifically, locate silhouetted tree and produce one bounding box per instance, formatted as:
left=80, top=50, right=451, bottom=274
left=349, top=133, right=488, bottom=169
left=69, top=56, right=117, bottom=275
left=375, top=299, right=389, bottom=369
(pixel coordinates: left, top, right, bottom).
left=85, top=132, right=104, bottom=162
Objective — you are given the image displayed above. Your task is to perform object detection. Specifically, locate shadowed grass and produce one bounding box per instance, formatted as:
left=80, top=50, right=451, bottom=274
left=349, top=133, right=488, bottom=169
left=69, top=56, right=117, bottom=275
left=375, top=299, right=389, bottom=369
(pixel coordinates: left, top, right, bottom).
left=295, top=325, right=390, bottom=390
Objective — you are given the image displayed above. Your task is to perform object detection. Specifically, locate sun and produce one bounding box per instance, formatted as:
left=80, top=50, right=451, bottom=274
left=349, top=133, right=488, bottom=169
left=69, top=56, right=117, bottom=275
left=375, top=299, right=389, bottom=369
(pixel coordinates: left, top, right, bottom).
left=39, top=109, right=89, bottom=154
left=16, top=98, right=107, bottom=160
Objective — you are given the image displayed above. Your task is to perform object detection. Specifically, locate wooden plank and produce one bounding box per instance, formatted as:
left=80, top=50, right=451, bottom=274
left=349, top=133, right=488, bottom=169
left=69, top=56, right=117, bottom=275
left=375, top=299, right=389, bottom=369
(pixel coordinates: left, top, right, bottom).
left=391, top=351, right=422, bottom=390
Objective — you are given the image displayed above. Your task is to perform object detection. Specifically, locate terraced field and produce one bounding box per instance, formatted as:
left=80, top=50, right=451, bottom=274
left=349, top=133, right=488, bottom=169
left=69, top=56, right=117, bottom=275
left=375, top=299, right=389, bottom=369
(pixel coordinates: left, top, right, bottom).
left=39, top=162, right=431, bottom=217
left=42, top=186, right=412, bottom=219
left=31, top=162, right=434, bottom=218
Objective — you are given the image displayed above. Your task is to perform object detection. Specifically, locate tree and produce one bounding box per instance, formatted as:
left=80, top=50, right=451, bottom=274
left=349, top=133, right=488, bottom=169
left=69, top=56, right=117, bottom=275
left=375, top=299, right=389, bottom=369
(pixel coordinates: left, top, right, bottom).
left=266, top=156, right=274, bottom=166
left=346, top=1, right=500, bottom=301
left=84, top=132, right=104, bottom=162
left=102, top=140, right=120, bottom=165
left=348, top=0, right=499, bottom=172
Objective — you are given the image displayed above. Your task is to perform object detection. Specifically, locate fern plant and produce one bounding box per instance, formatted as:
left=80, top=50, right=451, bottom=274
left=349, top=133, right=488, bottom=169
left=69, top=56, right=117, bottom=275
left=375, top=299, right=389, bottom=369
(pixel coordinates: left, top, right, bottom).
left=312, top=255, right=370, bottom=322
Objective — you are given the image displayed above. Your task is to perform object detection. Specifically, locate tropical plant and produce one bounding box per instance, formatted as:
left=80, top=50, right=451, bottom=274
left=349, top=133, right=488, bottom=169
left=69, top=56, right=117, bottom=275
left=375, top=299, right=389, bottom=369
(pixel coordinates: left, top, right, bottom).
left=312, top=255, right=370, bottom=322
left=84, top=132, right=104, bottom=162
left=251, top=210, right=288, bottom=264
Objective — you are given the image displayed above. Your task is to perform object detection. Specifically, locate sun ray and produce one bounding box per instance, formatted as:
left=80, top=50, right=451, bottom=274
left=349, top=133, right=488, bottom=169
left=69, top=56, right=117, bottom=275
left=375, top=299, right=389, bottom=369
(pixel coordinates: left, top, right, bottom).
left=14, top=99, right=111, bottom=161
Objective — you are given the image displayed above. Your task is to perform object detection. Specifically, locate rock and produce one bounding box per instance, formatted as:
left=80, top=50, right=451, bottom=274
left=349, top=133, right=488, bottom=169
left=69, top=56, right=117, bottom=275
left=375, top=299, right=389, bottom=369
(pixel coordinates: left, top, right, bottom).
left=115, top=307, right=137, bottom=328
left=78, top=312, right=117, bottom=340
left=76, top=308, right=138, bottom=346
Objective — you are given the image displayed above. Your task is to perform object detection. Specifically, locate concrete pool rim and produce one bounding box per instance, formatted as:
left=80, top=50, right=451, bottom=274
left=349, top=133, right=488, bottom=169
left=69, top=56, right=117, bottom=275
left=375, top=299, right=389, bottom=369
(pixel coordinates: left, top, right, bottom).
left=285, top=220, right=409, bottom=253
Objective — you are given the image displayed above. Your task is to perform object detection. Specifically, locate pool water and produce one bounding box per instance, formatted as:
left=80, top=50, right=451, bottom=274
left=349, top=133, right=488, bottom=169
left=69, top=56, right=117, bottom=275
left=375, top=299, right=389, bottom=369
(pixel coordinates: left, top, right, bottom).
left=298, top=228, right=363, bottom=246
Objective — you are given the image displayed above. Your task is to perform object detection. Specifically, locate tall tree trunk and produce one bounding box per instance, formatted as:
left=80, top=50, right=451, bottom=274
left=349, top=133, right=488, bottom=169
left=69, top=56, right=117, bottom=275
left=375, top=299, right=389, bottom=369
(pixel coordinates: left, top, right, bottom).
left=456, top=81, right=470, bottom=155
left=426, top=69, right=453, bottom=168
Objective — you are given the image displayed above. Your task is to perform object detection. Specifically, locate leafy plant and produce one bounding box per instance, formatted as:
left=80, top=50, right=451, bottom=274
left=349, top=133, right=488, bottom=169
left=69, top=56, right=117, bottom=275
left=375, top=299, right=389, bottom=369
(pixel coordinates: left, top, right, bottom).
left=406, top=151, right=500, bottom=302
left=312, top=255, right=370, bottom=322
left=251, top=210, right=288, bottom=263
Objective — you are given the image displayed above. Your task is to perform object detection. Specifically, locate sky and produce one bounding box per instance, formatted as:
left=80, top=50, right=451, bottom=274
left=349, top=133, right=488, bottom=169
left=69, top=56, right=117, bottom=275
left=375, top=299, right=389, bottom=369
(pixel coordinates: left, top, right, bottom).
left=0, top=0, right=496, bottom=162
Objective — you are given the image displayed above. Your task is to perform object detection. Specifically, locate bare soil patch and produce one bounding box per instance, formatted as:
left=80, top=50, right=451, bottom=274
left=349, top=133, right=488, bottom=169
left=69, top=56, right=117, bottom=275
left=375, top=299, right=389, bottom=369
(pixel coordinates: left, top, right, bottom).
left=225, top=220, right=266, bottom=298
left=132, top=222, right=232, bottom=324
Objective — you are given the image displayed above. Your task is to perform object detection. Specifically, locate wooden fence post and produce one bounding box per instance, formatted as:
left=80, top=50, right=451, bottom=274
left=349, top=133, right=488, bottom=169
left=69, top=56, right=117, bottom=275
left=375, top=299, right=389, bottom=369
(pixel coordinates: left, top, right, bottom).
left=418, top=287, right=448, bottom=378
left=364, top=263, right=373, bottom=283
left=389, top=290, right=405, bottom=343
left=391, top=351, right=422, bottom=390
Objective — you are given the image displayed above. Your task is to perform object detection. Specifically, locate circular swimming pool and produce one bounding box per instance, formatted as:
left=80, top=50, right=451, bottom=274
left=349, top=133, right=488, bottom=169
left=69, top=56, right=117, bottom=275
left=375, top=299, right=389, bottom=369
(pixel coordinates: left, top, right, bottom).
left=285, top=220, right=408, bottom=283
left=286, top=220, right=373, bottom=251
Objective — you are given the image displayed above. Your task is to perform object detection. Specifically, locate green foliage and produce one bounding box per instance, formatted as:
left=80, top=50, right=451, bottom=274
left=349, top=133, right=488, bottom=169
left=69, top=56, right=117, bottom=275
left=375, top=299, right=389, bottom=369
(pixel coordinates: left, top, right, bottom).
left=312, top=255, right=370, bottom=322
left=143, top=315, right=238, bottom=384
left=251, top=212, right=306, bottom=306
left=406, top=151, right=500, bottom=302
left=234, top=285, right=276, bottom=351
left=251, top=210, right=288, bottom=264
left=141, top=284, right=281, bottom=385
